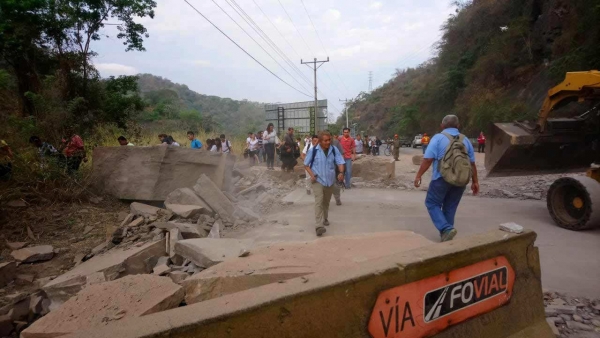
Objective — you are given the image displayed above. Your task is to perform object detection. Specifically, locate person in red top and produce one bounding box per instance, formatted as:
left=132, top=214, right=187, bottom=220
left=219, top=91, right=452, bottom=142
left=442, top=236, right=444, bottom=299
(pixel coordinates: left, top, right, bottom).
left=477, top=132, right=486, bottom=153
left=339, top=127, right=356, bottom=189
left=59, top=134, right=87, bottom=173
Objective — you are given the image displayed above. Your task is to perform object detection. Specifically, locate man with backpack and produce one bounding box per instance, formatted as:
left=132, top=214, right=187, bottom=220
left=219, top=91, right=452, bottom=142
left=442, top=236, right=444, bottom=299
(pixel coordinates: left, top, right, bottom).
left=304, top=131, right=345, bottom=237
left=414, top=115, right=479, bottom=242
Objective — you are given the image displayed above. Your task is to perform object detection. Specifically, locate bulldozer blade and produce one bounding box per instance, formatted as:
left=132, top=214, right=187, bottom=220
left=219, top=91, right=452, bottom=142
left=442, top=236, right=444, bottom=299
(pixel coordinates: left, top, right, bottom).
left=486, top=122, right=596, bottom=177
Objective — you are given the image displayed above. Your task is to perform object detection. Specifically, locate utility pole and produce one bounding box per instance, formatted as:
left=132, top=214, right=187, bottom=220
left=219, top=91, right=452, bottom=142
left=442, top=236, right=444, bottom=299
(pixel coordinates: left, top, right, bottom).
left=340, top=98, right=350, bottom=128
left=301, top=57, right=330, bottom=122
left=368, top=71, right=373, bottom=92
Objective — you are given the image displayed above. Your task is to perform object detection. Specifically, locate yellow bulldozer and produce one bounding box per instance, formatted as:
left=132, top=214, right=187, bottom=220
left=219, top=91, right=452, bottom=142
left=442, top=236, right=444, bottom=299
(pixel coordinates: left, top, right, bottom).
left=486, top=70, right=600, bottom=230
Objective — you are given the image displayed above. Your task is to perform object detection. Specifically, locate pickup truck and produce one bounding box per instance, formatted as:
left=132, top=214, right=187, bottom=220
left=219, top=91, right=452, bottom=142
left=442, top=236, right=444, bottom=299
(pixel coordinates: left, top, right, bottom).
left=411, top=134, right=423, bottom=148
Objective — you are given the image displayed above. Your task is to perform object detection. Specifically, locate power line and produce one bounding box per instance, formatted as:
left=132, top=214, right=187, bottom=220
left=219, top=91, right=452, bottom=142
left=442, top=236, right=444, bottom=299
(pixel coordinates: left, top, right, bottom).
left=182, top=0, right=312, bottom=98
left=277, top=0, right=315, bottom=56
left=209, top=0, right=313, bottom=95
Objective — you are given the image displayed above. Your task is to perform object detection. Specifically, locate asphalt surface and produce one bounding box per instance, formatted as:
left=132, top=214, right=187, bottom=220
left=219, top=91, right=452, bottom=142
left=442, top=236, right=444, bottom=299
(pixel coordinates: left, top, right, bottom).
left=236, top=187, right=600, bottom=298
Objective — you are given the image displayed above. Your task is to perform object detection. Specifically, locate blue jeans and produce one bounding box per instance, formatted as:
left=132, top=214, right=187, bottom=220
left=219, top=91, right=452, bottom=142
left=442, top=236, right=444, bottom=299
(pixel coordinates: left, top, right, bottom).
left=422, top=145, right=428, bottom=154
left=425, top=178, right=466, bottom=235
left=344, top=159, right=352, bottom=189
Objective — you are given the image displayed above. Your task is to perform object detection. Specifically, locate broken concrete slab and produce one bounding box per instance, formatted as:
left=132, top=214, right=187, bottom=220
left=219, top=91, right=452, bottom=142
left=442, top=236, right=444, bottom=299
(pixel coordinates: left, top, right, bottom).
left=153, top=222, right=206, bottom=239
left=91, top=146, right=235, bottom=201
left=174, top=238, right=252, bottom=268
left=11, top=245, right=54, bottom=263
left=119, top=213, right=134, bottom=227
left=182, top=231, right=432, bottom=305
left=42, top=239, right=166, bottom=311
left=412, top=154, right=423, bottom=165
left=153, top=256, right=171, bottom=276
left=23, top=275, right=184, bottom=338
left=130, top=202, right=164, bottom=218
left=233, top=206, right=260, bottom=222
left=15, top=274, right=35, bottom=286
left=236, top=182, right=266, bottom=197
left=193, top=174, right=234, bottom=224
left=128, top=217, right=145, bottom=227
left=168, top=228, right=182, bottom=258
left=165, top=187, right=213, bottom=213
left=208, top=220, right=221, bottom=239
left=5, top=241, right=27, bottom=250
left=0, top=262, right=16, bottom=287
left=223, top=191, right=238, bottom=203
left=352, top=156, right=395, bottom=180
left=166, top=204, right=206, bottom=219
left=168, top=271, right=189, bottom=284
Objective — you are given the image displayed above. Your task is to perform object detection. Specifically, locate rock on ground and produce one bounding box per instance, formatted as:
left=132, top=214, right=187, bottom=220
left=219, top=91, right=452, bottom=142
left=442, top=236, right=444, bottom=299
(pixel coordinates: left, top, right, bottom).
left=10, top=245, right=54, bottom=263
left=352, top=156, right=395, bottom=181
left=166, top=204, right=207, bottom=219
left=130, top=202, right=165, bottom=218
left=0, top=262, right=16, bottom=287
left=22, top=275, right=184, bottom=338
left=174, top=238, right=252, bottom=268
left=42, top=239, right=166, bottom=311
left=153, top=222, right=207, bottom=239
left=193, top=174, right=235, bottom=224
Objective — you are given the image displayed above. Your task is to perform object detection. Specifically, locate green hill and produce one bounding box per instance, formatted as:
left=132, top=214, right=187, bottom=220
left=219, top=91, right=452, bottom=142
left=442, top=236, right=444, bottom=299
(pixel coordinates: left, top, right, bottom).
left=136, top=74, right=266, bottom=136
left=346, top=0, right=600, bottom=138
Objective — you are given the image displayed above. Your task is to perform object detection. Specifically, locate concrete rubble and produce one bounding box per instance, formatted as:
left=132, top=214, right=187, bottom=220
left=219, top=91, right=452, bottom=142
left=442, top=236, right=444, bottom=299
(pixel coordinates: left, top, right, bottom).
left=351, top=155, right=395, bottom=181
left=22, top=275, right=185, bottom=338
left=0, top=262, right=16, bottom=287
left=10, top=245, right=54, bottom=263
left=174, top=238, right=252, bottom=268
left=193, top=174, right=235, bottom=225
left=544, top=290, right=600, bottom=337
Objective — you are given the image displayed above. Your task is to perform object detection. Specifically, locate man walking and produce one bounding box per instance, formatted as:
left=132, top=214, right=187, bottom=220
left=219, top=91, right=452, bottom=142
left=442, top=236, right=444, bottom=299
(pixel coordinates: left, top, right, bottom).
left=304, top=131, right=345, bottom=237
left=414, top=115, right=479, bottom=242
left=392, top=134, right=401, bottom=161
left=220, top=134, right=232, bottom=153
left=477, top=132, right=486, bottom=153
left=355, top=134, right=364, bottom=155
left=187, top=131, right=202, bottom=149
left=421, top=133, right=431, bottom=154
left=339, top=128, right=356, bottom=189
left=302, top=135, right=319, bottom=195
left=331, top=134, right=344, bottom=205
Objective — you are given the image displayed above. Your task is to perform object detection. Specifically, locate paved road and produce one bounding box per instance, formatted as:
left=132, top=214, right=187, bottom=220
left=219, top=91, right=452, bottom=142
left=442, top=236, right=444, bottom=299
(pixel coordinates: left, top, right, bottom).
left=233, top=188, right=600, bottom=298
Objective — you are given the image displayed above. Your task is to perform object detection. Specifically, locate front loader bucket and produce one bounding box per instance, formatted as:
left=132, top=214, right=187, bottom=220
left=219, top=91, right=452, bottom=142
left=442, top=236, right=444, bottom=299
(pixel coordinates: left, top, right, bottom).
left=486, top=122, right=596, bottom=177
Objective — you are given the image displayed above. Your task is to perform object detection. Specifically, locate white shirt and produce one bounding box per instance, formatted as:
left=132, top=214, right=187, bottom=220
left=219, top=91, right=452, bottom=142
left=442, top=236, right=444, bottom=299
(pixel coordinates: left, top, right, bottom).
left=172, top=142, right=180, bottom=147
left=355, top=139, right=363, bottom=153
left=303, top=142, right=315, bottom=155
left=248, top=138, right=259, bottom=151
left=210, top=145, right=217, bottom=152
left=263, top=131, right=277, bottom=144
left=246, top=137, right=251, bottom=146
left=221, top=139, right=231, bottom=153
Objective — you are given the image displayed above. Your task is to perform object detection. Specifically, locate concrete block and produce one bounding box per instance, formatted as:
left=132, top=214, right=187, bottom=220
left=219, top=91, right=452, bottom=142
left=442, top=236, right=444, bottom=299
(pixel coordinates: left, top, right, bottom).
left=546, top=305, right=577, bottom=315
left=153, top=222, right=206, bottom=239
left=165, top=188, right=213, bottom=214
left=128, top=217, right=145, bottom=227
left=169, top=271, right=189, bottom=284
left=11, top=245, right=54, bottom=263
left=193, top=174, right=234, bottom=224
left=91, top=146, right=235, bottom=201
left=23, top=275, right=184, bottom=338
left=182, top=231, right=432, bottom=305
left=168, top=228, right=182, bottom=258
left=42, top=240, right=166, bottom=311
left=166, top=204, right=206, bottom=219
left=412, top=154, right=423, bottom=165
left=0, top=262, right=16, bottom=287
left=174, top=238, right=252, bottom=268
left=352, top=156, right=395, bottom=180
left=130, top=202, right=164, bottom=218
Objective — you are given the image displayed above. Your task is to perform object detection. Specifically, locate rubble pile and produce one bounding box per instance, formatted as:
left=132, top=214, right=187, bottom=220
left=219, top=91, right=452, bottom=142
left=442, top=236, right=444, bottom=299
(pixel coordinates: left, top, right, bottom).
left=543, top=291, right=600, bottom=337
left=0, top=166, right=300, bottom=337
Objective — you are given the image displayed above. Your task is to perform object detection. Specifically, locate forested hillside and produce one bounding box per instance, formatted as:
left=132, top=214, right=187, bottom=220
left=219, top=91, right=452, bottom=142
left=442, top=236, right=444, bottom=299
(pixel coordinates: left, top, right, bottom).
left=347, top=0, right=600, bottom=137
left=136, top=74, right=265, bottom=136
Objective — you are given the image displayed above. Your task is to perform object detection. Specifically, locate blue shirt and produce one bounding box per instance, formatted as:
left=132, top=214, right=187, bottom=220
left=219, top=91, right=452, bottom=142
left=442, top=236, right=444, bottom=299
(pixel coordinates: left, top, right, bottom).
left=190, top=139, right=203, bottom=149
left=424, top=128, right=476, bottom=181
left=304, top=144, right=345, bottom=187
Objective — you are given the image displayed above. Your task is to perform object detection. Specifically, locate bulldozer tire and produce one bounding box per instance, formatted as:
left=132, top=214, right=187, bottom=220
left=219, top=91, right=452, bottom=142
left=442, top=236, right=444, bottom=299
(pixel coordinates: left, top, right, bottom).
left=547, top=176, right=600, bottom=230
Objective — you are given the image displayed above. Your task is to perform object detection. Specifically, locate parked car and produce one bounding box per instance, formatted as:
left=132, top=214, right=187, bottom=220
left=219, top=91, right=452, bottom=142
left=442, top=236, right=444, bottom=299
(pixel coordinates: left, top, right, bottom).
left=411, top=134, right=423, bottom=148
left=400, top=137, right=412, bottom=147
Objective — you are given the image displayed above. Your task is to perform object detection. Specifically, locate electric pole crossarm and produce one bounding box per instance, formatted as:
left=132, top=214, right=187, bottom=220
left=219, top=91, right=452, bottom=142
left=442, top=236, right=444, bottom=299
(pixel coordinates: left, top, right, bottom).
left=301, top=57, right=330, bottom=132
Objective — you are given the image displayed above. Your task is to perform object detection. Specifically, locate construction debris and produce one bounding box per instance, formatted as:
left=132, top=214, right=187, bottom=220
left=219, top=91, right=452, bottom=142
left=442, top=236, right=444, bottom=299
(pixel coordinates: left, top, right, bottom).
left=174, top=238, right=252, bottom=268
left=10, top=245, right=54, bottom=263
left=193, top=174, right=235, bottom=225
left=0, top=261, right=16, bottom=287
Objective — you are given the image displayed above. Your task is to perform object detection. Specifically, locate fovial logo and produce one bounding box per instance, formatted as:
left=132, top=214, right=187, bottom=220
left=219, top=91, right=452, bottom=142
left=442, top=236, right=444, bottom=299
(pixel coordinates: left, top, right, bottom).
left=424, top=267, right=509, bottom=323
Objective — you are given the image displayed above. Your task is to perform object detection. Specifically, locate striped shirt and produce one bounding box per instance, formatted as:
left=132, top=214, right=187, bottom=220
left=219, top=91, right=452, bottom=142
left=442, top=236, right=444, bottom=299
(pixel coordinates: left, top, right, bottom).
left=304, top=144, right=345, bottom=187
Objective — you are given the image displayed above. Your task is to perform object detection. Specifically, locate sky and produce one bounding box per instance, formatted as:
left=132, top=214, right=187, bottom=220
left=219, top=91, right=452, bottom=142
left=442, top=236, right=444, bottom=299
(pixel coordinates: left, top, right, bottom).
left=93, top=0, right=456, bottom=117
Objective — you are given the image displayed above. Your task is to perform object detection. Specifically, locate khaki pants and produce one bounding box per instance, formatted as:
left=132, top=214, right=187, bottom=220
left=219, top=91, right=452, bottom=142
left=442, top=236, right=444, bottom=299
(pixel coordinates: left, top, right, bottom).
left=312, top=183, right=334, bottom=229
left=333, top=183, right=341, bottom=202
left=305, top=169, right=312, bottom=191
left=393, top=148, right=400, bottom=160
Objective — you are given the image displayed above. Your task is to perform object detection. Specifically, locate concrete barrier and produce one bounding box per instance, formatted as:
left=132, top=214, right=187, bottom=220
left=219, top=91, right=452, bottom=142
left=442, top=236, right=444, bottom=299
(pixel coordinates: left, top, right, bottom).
left=91, top=146, right=235, bottom=201
left=62, top=230, right=553, bottom=338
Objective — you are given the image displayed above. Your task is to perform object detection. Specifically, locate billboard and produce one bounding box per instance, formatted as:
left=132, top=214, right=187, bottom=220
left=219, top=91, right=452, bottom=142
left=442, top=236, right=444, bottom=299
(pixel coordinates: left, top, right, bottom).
left=265, top=100, right=328, bottom=135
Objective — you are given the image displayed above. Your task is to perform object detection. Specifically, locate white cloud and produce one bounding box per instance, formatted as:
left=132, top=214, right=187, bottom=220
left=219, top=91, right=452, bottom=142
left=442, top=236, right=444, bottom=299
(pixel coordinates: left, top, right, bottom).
left=369, top=2, right=383, bottom=10
left=324, top=9, right=341, bottom=22
left=191, top=60, right=211, bottom=67
left=94, top=63, right=137, bottom=76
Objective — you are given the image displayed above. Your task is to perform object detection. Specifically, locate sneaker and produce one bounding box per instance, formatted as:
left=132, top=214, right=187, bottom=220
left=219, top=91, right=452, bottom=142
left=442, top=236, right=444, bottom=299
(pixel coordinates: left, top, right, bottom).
left=316, top=227, right=326, bottom=237
left=323, top=219, right=330, bottom=226
left=306, top=189, right=311, bottom=195
left=441, top=229, right=457, bottom=242
left=335, top=199, right=342, bottom=206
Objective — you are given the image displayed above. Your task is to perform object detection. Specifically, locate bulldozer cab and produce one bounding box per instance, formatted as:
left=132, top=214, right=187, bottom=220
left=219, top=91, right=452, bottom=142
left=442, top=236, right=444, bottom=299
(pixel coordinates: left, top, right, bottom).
left=486, top=71, right=600, bottom=177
